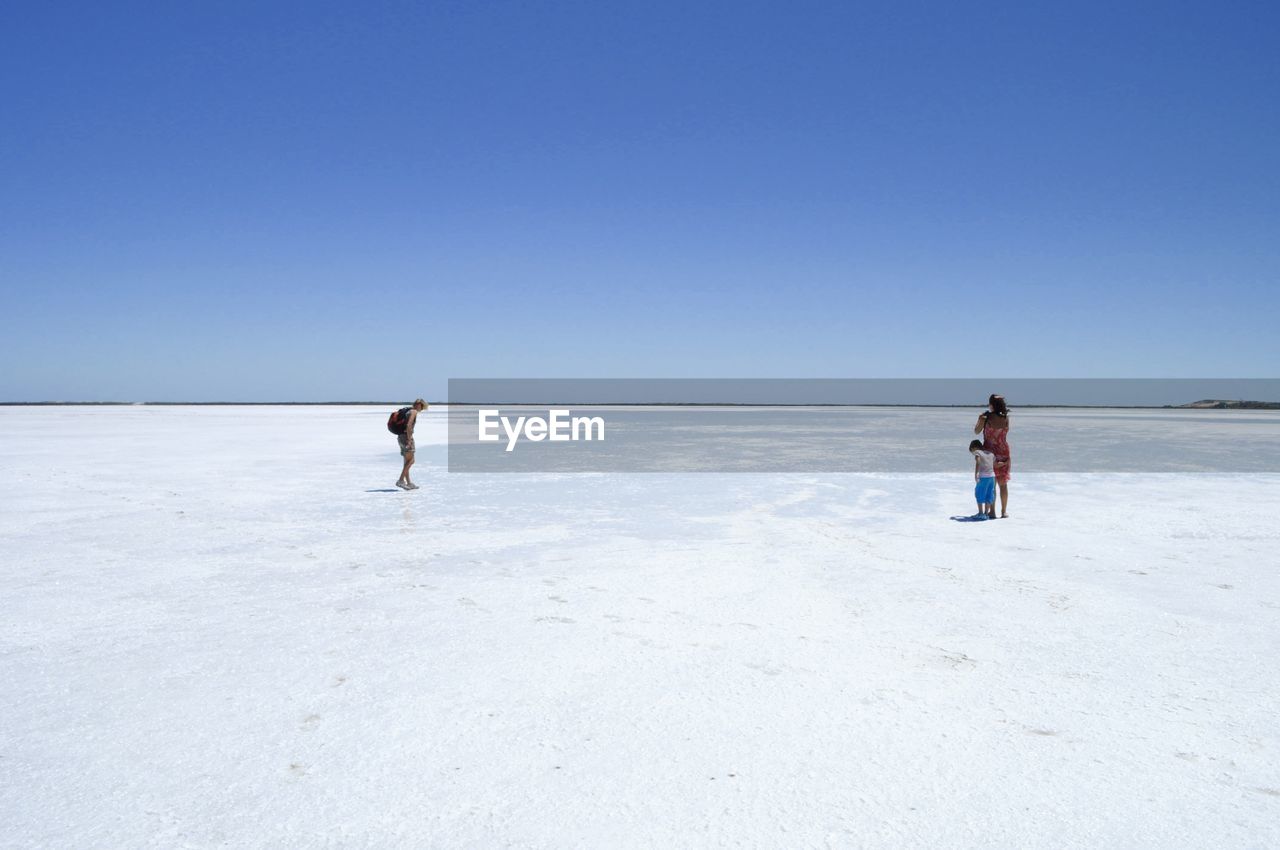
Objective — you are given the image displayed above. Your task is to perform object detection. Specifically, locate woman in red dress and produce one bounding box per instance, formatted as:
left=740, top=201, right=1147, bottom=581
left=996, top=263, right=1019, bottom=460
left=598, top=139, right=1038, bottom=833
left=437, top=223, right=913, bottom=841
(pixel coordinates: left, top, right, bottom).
left=974, top=394, right=1011, bottom=518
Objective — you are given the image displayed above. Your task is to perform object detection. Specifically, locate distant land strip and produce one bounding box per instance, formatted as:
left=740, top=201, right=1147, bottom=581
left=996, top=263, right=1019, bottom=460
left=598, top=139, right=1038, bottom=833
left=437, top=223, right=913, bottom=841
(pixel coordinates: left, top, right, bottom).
left=1176, top=399, right=1280, bottom=409
left=3, top=400, right=1278, bottom=409
left=0, top=401, right=414, bottom=406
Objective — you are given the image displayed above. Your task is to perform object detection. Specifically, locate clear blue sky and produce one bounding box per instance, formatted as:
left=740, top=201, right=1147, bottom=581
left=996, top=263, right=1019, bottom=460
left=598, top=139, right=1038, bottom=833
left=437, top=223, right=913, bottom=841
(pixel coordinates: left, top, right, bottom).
left=2, top=1, right=1277, bottom=401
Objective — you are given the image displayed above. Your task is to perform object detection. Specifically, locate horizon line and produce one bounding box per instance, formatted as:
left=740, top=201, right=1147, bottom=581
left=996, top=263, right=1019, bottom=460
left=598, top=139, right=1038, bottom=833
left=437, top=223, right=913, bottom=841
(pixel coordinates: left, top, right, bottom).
left=3, top=400, right=1276, bottom=410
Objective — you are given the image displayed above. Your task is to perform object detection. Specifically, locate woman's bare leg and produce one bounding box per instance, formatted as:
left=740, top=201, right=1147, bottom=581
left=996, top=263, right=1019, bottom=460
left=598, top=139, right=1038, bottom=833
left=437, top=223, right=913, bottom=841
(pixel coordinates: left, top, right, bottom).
left=999, top=481, right=1009, bottom=517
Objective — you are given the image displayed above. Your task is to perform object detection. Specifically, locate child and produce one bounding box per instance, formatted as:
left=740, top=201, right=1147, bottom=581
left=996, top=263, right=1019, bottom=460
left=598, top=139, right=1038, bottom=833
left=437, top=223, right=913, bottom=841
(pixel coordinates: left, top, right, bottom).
left=969, top=439, right=999, bottom=519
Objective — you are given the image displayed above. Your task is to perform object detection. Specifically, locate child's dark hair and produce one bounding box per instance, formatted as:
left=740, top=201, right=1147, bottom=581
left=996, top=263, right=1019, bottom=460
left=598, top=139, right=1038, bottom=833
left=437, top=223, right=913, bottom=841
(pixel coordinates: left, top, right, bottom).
left=969, top=439, right=983, bottom=451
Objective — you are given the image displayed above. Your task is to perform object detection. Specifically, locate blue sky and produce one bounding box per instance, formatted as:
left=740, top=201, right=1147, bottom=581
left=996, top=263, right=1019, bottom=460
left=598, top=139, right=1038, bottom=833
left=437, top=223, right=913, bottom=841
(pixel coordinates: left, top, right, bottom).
left=2, top=1, right=1278, bottom=401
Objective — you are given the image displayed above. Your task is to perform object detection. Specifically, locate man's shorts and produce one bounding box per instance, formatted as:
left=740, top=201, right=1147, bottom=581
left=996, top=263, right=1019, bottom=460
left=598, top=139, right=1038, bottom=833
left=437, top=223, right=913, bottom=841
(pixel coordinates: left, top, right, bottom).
left=398, top=434, right=415, bottom=456
left=975, top=476, right=996, bottom=505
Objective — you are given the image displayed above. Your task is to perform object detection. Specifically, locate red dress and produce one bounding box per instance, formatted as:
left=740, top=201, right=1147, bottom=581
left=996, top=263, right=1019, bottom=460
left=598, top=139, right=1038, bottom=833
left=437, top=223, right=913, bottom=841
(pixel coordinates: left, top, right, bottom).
left=983, top=420, right=1011, bottom=483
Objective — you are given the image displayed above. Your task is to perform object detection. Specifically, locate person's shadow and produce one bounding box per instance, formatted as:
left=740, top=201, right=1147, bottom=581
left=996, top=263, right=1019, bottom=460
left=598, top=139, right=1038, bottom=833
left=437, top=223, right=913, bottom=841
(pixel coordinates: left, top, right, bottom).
left=949, top=514, right=991, bottom=522
left=365, top=488, right=401, bottom=493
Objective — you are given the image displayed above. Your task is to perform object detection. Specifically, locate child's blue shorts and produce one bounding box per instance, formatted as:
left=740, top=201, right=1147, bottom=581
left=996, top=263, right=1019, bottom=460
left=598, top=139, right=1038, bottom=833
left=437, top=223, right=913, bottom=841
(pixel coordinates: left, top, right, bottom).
left=975, top=476, right=996, bottom=505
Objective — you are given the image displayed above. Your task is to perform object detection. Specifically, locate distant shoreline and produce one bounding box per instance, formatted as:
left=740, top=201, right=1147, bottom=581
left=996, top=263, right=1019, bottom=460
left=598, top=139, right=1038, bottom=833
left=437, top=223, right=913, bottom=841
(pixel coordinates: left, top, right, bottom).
left=3, top=401, right=1278, bottom=410
left=1175, top=399, right=1280, bottom=410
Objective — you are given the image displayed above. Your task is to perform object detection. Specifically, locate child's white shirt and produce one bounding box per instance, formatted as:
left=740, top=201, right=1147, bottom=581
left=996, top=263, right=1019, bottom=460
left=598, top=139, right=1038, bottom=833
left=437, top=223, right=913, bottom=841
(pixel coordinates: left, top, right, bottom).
left=972, top=449, right=996, bottom=478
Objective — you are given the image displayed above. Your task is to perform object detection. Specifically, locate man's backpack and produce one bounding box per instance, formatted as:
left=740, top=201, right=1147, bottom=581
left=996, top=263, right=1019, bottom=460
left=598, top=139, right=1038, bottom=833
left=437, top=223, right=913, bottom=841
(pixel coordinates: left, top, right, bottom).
left=387, top=407, right=412, bottom=435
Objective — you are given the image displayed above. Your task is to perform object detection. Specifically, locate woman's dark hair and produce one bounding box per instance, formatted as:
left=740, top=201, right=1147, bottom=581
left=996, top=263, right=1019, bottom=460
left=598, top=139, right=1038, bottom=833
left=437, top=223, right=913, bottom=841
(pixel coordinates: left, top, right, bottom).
left=988, top=394, right=1008, bottom=417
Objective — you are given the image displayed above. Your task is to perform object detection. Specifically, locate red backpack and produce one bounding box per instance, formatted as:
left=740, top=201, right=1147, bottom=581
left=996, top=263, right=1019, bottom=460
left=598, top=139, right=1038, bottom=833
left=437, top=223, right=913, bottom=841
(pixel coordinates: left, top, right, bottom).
left=387, top=407, right=412, bottom=435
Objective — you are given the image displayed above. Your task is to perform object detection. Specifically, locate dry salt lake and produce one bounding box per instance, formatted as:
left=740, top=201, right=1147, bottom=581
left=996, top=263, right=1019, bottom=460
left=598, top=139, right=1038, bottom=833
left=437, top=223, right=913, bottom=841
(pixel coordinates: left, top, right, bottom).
left=2, top=405, right=1278, bottom=847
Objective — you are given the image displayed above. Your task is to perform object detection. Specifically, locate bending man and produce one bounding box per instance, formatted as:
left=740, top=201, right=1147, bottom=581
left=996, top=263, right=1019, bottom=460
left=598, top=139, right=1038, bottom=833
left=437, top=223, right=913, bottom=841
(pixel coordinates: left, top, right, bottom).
left=397, top=399, right=428, bottom=490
